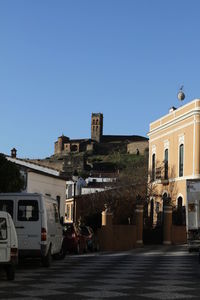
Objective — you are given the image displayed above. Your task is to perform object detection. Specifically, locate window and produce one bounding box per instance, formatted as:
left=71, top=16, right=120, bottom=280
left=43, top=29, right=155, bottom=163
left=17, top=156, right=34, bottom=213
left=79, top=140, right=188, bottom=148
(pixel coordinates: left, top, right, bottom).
left=177, top=196, right=183, bottom=209
left=152, top=153, right=156, bottom=181
left=164, top=149, right=168, bottom=179
left=71, top=144, right=78, bottom=152
left=70, top=204, right=73, bottom=221
left=0, top=200, right=14, bottom=218
left=18, top=200, right=39, bottom=221
left=65, top=204, right=70, bottom=221
left=0, top=218, right=7, bottom=240
left=162, top=192, right=168, bottom=205
left=179, top=144, right=184, bottom=177
left=156, top=202, right=160, bottom=213
left=150, top=199, right=154, bottom=225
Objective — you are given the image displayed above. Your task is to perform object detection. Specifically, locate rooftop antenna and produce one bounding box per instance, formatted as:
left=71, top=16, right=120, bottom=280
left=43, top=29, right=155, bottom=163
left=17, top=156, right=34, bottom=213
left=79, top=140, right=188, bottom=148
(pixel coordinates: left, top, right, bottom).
left=177, top=85, right=185, bottom=105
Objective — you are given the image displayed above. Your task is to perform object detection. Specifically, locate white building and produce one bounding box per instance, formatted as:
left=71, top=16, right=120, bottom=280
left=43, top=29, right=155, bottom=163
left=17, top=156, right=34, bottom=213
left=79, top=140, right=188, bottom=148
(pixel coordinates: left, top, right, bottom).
left=66, top=175, right=117, bottom=199
left=65, top=174, right=117, bottom=223
left=85, top=176, right=116, bottom=184
left=6, top=156, right=66, bottom=218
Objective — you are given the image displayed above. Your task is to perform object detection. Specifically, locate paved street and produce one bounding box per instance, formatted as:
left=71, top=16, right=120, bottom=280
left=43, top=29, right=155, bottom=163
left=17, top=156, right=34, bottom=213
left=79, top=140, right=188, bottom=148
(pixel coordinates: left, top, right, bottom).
left=0, top=245, right=200, bottom=299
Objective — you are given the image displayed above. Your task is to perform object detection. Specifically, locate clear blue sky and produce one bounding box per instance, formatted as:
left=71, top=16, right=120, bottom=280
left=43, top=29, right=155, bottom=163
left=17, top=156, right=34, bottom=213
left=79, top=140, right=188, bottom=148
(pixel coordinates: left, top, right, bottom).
left=1, top=0, right=200, bottom=158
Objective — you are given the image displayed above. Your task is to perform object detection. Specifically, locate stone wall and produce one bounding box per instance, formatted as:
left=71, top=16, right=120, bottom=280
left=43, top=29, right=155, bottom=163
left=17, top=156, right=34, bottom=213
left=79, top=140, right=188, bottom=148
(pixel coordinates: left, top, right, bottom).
left=127, top=141, right=149, bottom=155
left=30, top=153, right=86, bottom=178
left=98, top=225, right=136, bottom=251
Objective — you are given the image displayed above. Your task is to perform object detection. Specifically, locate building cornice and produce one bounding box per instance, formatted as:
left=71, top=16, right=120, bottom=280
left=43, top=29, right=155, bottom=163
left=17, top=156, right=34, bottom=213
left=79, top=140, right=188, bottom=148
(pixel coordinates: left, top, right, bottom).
left=150, top=99, right=200, bottom=126
left=151, top=174, right=200, bottom=185
left=148, top=108, right=200, bottom=137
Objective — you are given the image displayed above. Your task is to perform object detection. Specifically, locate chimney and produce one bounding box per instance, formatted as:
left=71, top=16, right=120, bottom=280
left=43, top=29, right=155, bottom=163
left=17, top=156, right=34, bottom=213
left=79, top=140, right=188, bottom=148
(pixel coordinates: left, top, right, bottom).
left=11, top=148, right=17, bottom=158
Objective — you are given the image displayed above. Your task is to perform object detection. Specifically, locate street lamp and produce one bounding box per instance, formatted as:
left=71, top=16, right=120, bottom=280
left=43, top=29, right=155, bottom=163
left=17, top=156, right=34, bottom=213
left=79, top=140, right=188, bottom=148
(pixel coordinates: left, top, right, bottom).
left=72, top=170, right=78, bottom=223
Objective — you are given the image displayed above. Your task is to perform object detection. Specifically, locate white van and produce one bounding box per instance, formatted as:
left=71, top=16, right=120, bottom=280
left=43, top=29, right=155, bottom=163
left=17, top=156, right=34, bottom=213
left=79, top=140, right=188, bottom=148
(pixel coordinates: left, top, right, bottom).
left=0, top=193, right=63, bottom=267
left=0, top=211, right=18, bottom=280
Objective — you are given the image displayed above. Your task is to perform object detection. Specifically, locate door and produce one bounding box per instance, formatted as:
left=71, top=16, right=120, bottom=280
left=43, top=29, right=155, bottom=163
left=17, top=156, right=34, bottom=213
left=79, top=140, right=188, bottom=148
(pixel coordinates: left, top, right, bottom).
left=48, top=202, right=62, bottom=254
left=53, top=203, right=63, bottom=253
left=15, top=199, right=41, bottom=251
left=0, top=216, right=10, bottom=262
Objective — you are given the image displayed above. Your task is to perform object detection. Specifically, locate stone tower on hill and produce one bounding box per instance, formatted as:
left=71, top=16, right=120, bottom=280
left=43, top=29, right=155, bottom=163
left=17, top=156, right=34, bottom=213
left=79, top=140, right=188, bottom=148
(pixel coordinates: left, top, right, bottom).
left=30, top=112, right=148, bottom=177
left=53, top=112, right=148, bottom=157
left=91, top=113, right=103, bottom=142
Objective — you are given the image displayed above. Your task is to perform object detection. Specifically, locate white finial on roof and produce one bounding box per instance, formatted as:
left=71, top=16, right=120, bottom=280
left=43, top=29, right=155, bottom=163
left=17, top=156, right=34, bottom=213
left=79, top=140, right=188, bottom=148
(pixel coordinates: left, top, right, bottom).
left=177, top=85, right=185, bottom=102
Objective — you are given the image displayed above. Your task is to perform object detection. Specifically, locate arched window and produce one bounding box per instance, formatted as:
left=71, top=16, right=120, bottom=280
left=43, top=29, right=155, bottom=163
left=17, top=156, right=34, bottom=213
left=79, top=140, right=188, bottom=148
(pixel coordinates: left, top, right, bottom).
left=162, top=192, right=168, bottom=205
left=177, top=196, right=183, bottom=209
left=96, top=126, right=98, bottom=131
left=96, top=119, right=98, bottom=125
left=93, top=119, right=95, bottom=125
left=162, top=192, right=168, bottom=200
left=71, top=144, right=78, bottom=152
left=152, top=153, right=156, bottom=181
left=164, top=149, right=168, bottom=180
left=150, top=199, right=154, bottom=225
left=179, top=144, right=184, bottom=177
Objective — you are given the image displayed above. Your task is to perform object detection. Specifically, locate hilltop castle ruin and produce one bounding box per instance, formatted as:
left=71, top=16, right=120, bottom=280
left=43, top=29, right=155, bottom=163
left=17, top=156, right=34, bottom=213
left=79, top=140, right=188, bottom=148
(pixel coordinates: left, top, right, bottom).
left=54, top=113, right=148, bottom=156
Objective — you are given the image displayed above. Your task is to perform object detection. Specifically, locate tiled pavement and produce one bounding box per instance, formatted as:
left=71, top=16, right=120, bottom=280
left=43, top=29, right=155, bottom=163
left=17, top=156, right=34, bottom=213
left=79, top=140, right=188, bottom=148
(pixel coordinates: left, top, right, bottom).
left=0, top=245, right=200, bottom=299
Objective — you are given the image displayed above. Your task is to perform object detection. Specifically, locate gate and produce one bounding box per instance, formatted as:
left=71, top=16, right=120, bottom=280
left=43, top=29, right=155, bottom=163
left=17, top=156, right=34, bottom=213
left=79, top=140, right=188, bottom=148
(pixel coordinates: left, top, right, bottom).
left=142, top=200, right=163, bottom=244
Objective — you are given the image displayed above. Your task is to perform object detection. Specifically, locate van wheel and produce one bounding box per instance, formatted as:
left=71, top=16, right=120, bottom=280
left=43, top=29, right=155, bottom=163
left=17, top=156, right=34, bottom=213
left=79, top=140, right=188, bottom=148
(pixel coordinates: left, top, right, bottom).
left=42, top=247, right=52, bottom=267
left=6, top=265, right=15, bottom=280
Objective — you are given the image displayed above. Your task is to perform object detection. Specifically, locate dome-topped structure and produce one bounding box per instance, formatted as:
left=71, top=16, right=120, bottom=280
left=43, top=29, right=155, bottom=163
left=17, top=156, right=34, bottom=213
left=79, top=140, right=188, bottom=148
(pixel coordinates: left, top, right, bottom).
left=177, top=91, right=185, bottom=101
left=177, top=86, right=185, bottom=102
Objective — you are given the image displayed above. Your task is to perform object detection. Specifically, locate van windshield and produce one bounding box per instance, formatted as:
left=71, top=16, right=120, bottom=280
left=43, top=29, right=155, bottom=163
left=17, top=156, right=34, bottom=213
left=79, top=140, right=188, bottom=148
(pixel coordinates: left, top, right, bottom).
left=0, top=218, right=7, bottom=240
left=0, top=200, right=14, bottom=218
left=18, top=200, right=39, bottom=221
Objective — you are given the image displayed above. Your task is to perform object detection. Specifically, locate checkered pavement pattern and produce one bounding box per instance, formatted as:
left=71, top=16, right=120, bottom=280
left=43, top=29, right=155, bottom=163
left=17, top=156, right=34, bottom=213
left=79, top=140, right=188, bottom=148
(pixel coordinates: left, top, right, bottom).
left=0, top=245, right=200, bottom=299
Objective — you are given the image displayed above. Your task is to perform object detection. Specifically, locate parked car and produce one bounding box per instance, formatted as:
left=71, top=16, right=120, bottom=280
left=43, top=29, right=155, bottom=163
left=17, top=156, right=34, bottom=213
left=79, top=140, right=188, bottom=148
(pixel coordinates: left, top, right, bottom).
left=0, top=211, right=18, bottom=280
left=0, top=193, right=63, bottom=267
left=62, top=223, right=88, bottom=254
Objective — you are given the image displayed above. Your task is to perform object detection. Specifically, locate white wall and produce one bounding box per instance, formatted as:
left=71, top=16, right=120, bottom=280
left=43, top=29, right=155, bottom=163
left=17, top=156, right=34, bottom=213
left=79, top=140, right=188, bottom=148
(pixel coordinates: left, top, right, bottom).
left=26, top=171, right=66, bottom=217
left=81, top=187, right=106, bottom=195
left=86, top=177, right=116, bottom=184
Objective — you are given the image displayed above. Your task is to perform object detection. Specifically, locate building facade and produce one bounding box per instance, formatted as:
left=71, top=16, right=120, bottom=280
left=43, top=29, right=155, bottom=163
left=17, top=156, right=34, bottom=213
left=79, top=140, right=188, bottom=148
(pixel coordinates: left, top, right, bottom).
left=148, top=99, right=200, bottom=224
left=127, top=140, right=149, bottom=155
left=6, top=156, right=66, bottom=218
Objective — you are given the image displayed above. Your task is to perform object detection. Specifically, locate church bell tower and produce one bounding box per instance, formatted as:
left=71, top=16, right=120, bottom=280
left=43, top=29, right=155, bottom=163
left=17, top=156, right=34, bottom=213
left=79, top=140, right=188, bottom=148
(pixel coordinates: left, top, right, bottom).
left=91, top=113, right=103, bottom=142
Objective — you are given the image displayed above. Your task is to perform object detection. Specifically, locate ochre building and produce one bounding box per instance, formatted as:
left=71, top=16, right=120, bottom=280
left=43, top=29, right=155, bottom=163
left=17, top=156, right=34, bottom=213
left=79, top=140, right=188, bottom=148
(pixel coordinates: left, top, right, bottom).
left=148, top=99, right=200, bottom=224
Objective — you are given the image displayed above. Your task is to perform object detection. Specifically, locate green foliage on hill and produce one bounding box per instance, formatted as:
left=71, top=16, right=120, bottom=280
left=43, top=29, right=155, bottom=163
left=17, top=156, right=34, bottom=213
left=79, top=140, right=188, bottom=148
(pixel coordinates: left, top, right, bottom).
left=0, top=154, right=24, bottom=192
left=87, top=152, right=148, bottom=176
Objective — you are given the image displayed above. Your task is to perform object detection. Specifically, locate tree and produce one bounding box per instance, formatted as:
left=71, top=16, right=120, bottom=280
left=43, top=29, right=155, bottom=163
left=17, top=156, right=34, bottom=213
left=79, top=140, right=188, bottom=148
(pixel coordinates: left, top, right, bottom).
left=0, top=154, right=24, bottom=192
left=76, top=152, right=150, bottom=226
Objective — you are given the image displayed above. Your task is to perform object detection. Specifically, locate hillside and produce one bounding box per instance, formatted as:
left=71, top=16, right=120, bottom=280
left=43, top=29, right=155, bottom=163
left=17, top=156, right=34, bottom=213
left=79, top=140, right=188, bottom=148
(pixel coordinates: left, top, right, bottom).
left=30, top=148, right=148, bottom=181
